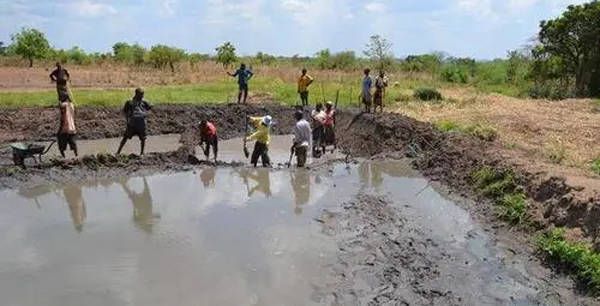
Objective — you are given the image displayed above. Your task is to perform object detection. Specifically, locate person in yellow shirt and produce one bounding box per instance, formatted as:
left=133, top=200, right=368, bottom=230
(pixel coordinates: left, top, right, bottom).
left=297, top=68, right=314, bottom=107
left=246, top=115, right=273, bottom=167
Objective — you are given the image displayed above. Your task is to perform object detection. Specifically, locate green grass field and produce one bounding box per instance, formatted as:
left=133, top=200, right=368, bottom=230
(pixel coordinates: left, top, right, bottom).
left=0, top=76, right=438, bottom=108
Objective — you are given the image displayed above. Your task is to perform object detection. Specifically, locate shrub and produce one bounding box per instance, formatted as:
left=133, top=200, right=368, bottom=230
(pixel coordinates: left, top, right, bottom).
left=537, top=228, right=600, bottom=293
left=591, top=158, right=600, bottom=175
left=435, top=120, right=459, bottom=132
left=545, top=138, right=567, bottom=164
left=471, top=166, right=517, bottom=198
left=414, top=88, right=442, bottom=101
left=498, top=193, right=527, bottom=224
left=441, top=65, right=469, bottom=83
left=463, top=124, right=498, bottom=141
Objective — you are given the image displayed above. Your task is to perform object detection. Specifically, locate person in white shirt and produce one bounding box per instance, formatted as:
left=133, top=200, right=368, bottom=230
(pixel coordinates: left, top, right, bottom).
left=292, top=111, right=312, bottom=167
left=311, top=102, right=326, bottom=157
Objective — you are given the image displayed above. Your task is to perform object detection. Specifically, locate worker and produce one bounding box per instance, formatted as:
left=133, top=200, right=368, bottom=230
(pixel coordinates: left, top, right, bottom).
left=116, top=88, right=152, bottom=155
left=311, top=102, right=326, bottom=157
left=292, top=111, right=312, bottom=167
left=374, top=71, right=388, bottom=113
left=228, top=63, right=254, bottom=104
left=297, top=68, right=314, bottom=107
left=199, top=119, right=218, bottom=161
left=57, top=97, right=78, bottom=158
left=361, top=68, right=373, bottom=113
left=49, top=62, right=71, bottom=102
left=323, top=101, right=337, bottom=152
left=246, top=115, right=273, bottom=167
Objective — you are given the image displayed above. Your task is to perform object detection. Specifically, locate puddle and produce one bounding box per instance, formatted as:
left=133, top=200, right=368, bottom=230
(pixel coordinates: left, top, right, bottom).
left=0, top=159, right=567, bottom=305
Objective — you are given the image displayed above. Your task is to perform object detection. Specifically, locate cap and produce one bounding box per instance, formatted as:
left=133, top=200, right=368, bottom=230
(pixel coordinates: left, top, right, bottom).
left=262, top=115, right=272, bottom=126
left=326, top=101, right=333, bottom=106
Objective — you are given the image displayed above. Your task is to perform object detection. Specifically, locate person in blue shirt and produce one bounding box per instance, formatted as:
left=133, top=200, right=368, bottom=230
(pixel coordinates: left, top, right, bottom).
left=228, top=63, right=254, bottom=104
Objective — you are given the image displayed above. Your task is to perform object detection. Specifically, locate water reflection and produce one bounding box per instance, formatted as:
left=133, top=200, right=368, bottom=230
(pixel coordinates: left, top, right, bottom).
left=63, top=184, right=87, bottom=233
left=358, top=161, right=416, bottom=189
left=290, top=169, right=310, bottom=215
left=235, top=168, right=272, bottom=198
left=199, top=168, right=216, bottom=188
left=120, top=177, right=158, bottom=233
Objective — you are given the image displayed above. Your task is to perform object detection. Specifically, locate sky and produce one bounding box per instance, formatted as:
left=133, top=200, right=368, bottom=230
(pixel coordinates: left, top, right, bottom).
left=0, top=0, right=590, bottom=59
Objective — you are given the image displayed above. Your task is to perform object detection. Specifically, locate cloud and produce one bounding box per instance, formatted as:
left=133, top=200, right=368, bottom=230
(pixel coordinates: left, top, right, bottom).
left=68, top=0, right=117, bottom=17
left=365, top=2, right=386, bottom=13
left=160, top=0, right=177, bottom=16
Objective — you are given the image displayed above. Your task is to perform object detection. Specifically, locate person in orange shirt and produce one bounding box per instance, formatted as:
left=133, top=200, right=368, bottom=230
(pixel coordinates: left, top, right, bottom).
left=57, top=97, right=78, bottom=158
left=297, top=68, right=314, bottom=107
left=199, top=119, right=218, bottom=161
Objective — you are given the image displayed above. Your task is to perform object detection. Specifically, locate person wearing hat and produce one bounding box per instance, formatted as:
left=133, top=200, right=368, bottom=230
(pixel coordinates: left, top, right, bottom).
left=117, top=88, right=152, bottom=155
left=292, top=110, right=312, bottom=167
left=199, top=119, right=218, bottom=161
left=246, top=115, right=273, bottom=167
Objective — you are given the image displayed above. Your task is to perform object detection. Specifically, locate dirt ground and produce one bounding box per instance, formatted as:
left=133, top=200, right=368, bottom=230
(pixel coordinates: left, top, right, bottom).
left=0, top=104, right=599, bottom=303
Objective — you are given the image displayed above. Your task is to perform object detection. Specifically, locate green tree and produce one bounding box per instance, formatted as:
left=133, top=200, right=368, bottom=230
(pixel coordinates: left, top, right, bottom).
left=331, top=51, right=357, bottom=70
left=535, top=1, right=600, bottom=96
left=147, top=44, right=186, bottom=72
left=315, top=49, right=332, bottom=69
left=255, top=51, right=276, bottom=65
left=363, top=35, right=394, bottom=72
left=112, top=42, right=146, bottom=65
left=215, top=42, right=237, bottom=68
left=10, top=28, right=50, bottom=67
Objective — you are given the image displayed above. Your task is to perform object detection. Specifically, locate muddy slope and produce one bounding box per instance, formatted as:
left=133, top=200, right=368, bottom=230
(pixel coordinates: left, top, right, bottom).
left=335, top=112, right=600, bottom=247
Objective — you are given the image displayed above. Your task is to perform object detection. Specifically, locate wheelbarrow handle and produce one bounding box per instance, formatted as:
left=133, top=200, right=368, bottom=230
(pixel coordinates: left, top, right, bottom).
left=42, top=140, right=57, bottom=155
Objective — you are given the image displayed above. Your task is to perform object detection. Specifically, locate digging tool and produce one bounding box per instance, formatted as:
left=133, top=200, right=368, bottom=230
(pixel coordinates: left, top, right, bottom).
left=335, top=89, right=339, bottom=109
left=287, top=144, right=295, bottom=168
left=243, top=113, right=250, bottom=158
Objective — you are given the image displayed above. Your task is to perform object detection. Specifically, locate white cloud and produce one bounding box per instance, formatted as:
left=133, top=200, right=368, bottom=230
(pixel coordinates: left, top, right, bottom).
left=160, top=0, right=177, bottom=16
left=365, top=2, right=386, bottom=13
left=68, top=0, right=117, bottom=17
left=201, top=0, right=270, bottom=26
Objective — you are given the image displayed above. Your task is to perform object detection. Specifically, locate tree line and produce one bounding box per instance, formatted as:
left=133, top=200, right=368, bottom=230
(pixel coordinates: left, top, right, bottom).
left=1, top=1, right=599, bottom=98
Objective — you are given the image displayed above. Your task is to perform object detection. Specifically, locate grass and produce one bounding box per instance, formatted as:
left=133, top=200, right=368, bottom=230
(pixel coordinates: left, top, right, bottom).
left=471, top=166, right=527, bottom=224
left=435, top=120, right=498, bottom=141
left=537, top=228, right=600, bottom=293
left=544, top=137, right=567, bottom=164
left=591, top=158, right=600, bottom=175
left=0, top=75, right=436, bottom=108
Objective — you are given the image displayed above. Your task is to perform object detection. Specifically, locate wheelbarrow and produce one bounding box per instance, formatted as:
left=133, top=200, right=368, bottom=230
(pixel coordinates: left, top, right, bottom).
left=10, top=141, right=56, bottom=167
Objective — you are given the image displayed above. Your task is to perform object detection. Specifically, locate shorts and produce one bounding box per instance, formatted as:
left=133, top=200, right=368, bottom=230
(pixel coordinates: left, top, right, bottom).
left=239, top=83, right=249, bottom=91
left=58, top=133, right=77, bottom=152
left=374, top=90, right=383, bottom=106
left=125, top=117, right=147, bottom=140
left=299, top=91, right=309, bottom=100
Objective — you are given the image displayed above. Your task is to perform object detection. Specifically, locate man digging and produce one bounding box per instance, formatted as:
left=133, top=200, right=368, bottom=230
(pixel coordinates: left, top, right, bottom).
left=292, top=111, right=311, bottom=168
left=199, top=119, right=218, bottom=162
left=246, top=115, right=273, bottom=167
left=57, top=96, right=78, bottom=158
left=117, top=88, right=152, bottom=155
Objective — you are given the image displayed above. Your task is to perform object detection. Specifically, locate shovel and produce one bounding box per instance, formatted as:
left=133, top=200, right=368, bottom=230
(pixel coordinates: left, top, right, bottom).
left=243, top=113, right=250, bottom=158
left=287, top=144, right=295, bottom=168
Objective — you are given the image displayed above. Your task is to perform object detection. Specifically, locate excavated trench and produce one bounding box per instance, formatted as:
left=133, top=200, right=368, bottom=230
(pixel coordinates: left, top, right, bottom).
left=0, top=104, right=598, bottom=305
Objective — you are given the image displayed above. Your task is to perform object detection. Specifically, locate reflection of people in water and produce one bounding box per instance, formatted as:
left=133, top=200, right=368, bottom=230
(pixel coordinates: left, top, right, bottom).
left=370, top=162, right=383, bottom=189
left=63, top=184, right=86, bottom=232
left=235, top=168, right=272, bottom=197
left=359, top=162, right=370, bottom=187
left=290, top=169, right=310, bottom=215
left=199, top=168, right=216, bottom=188
left=121, top=177, right=157, bottom=233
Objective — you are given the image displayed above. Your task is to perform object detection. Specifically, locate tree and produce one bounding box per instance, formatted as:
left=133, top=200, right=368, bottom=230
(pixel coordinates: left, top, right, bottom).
left=255, top=51, right=276, bottom=65
left=147, top=44, right=186, bottom=72
left=11, top=28, right=50, bottom=67
left=112, top=42, right=146, bottom=65
left=0, top=41, right=6, bottom=56
left=534, top=1, right=600, bottom=96
left=315, top=49, right=332, bottom=69
left=215, top=42, right=237, bottom=68
left=364, top=35, right=394, bottom=72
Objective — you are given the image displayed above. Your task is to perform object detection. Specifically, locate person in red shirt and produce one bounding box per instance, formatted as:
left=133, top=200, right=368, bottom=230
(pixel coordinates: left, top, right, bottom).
left=199, top=120, right=218, bottom=161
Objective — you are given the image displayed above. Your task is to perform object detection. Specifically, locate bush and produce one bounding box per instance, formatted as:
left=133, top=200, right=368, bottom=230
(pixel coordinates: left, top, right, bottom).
left=591, top=158, right=600, bottom=175
left=537, top=228, right=600, bottom=293
left=414, top=88, right=442, bottom=101
left=528, top=82, right=574, bottom=100
left=498, top=193, right=527, bottom=224
left=471, top=166, right=517, bottom=198
left=435, top=120, right=460, bottom=132
left=441, top=65, right=469, bottom=83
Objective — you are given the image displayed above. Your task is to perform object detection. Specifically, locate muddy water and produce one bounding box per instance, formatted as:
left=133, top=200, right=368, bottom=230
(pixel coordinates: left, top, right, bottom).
left=0, top=158, right=581, bottom=305
left=40, top=134, right=182, bottom=157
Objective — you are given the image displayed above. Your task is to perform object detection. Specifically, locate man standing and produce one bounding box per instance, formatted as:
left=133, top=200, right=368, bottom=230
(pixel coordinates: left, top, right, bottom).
left=58, top=98, right=78, bottom=158
left=199, top=119, right=218, bottom=161
left=323, top=101, right=337, bottom=152
left=246, top=115, right=273, bottom=167
left=228, top=63, right=254, bottom=104
left=374, top=71, right=388, bottom=113
left=361, top=68, right=373, bottom=113
left=50, top=62, right=71, bottom=102
left=117, top=88, right=152, bottom=155
left=311, top=102, right=326, bottom=157
left=292, top=111, right=311, bottom=168
left=297, top=68, right=314, bottom=107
